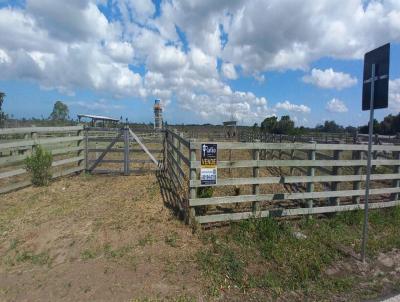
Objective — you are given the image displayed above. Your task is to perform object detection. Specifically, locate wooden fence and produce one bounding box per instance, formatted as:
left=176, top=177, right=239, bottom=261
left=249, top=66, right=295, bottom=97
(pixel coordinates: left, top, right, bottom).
left=0, top=126, right=85, bottom=193
left=239, top=130, right=400, bottom=145
left=163, top=133, right=400, bottom=224
left=164, top=129, right=191, bottom=217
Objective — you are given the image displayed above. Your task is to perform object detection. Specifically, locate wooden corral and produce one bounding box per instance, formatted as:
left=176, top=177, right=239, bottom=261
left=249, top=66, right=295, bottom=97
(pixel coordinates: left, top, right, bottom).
left=164, top=128, right=400, bottom=225
left=0, top=125, right=163, bottom=194
left=2, top=125, right=400, bottom=228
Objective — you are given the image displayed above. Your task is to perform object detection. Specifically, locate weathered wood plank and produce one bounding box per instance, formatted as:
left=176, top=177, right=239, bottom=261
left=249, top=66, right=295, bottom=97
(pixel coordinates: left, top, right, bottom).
left=191, top=159, right=400, bottom=169
left=0, top=136, right=84, bottom=150
left=195, top=200, right=400, bottom=224
left=190, top=173, right=400, bottom=187
left=52, top=156, right=85, bottom=167
left=0, top=126, right=83, bottom=135
left=0, top=166, right=83, bottom=194
left=190, top=141, right=400, bottom=152
left=189, top=187, right=400, bottom=206
left=87, top=148, right=162, bottom=153
left=0, top=146, right=85, bottom=166
left=0, top=168, right=26, bottom=179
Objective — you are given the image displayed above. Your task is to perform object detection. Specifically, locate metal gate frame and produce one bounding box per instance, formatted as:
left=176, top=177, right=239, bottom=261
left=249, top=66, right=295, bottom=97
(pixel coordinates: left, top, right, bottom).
left=85, top=126, right=159, bottom=175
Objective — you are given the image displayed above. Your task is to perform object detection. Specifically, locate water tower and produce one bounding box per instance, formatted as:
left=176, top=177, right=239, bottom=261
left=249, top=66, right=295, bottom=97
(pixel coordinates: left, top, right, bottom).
left=153, top=99, right=163, bottom=130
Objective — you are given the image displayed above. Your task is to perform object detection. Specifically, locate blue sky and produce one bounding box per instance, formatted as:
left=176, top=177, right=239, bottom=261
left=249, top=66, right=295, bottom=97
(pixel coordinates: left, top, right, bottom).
left=1, top=0, right=400, bottom=127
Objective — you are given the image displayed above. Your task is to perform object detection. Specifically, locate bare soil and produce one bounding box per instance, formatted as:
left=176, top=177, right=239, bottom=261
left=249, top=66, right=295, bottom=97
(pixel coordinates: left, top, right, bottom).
left=0, top=173, right=205, bottom=302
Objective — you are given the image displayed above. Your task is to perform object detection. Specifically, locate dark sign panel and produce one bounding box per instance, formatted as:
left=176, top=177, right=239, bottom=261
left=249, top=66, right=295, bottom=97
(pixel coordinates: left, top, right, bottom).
left=201, top=143, right=217, bottom=167
left=362, top=43, right=390, bottom=110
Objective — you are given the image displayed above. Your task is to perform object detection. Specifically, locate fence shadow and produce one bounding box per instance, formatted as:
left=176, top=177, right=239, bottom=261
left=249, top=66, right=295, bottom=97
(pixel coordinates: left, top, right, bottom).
left=156, top=169, right=186, bottom=221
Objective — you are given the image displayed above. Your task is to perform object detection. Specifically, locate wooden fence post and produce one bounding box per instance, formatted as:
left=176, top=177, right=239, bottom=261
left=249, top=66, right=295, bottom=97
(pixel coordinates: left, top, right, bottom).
left=330, top=149, right=341, bottom=206
left=84, top=127, right=89, bottom=172
left=77, top=127, right=84, bottom=171
left=163, top=131, right=167, bottom=170
left=189, top=140, right=197, bottom=224
left=252, top=140, right=260, bottom=215
left=392, top=151, right=400, bottom=201
left=172, top=129, right=178, bottom=178
left=177, top=132, right=182, bottom=168
left=307, top=141, right=316, bottom=210
left=123, top=126, right=130, bottom=175
left=30, top=131, right=38, bottom=155
left=353, top=150, right=362, bottom=204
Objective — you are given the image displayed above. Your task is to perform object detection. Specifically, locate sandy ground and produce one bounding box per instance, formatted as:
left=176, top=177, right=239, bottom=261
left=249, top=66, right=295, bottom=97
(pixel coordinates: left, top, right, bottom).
left=0, top=172, right=205, bottom=302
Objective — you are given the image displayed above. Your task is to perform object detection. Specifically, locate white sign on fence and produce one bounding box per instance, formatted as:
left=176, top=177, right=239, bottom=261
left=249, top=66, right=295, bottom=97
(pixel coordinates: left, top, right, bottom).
left=200, top=168, right=217, bottom=186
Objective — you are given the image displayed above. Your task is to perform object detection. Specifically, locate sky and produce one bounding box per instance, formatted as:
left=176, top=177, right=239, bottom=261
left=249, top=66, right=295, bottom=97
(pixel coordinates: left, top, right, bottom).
left=0, top=0, right=400, bottom=127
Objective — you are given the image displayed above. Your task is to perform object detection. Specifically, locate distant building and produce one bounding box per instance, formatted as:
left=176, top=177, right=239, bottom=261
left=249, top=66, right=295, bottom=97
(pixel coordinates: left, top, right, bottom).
left=77, top=114, right=119, bottom=127
left=153, top=99, right=163, bottom=130
left=223, top=120, right=237, bottom=138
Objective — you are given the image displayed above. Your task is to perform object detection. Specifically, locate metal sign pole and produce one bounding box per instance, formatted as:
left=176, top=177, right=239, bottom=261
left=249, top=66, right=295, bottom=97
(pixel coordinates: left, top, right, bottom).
left=361, top=63, right=375, bottom=263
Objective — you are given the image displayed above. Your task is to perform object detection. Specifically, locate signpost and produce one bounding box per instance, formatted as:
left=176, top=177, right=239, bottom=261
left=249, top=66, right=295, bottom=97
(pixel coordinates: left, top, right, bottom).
left=361, top=43, right=390, bottom=263
left=200, top=143, right=218, bottom=185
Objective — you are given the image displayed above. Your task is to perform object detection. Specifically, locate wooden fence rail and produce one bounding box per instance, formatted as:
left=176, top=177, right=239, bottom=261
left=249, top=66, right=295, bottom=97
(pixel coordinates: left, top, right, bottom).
left=0, top=126, right=85, bottom=194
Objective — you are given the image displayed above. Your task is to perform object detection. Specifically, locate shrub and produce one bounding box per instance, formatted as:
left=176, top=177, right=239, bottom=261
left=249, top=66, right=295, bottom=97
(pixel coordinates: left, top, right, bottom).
left=197, top=186, right=213, bottom=198
left=25, top=145, right=53, bottom=186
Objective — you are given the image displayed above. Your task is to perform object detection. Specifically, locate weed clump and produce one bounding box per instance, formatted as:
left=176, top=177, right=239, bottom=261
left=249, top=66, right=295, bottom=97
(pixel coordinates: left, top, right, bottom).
left=25, top=145, right=53, bottom=186
left=197, top=186, right=213, bottom=198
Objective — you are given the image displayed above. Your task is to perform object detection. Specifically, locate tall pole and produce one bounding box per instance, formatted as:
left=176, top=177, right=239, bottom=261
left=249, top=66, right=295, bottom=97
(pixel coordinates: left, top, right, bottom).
left=361, top=63, right=375, bottom=263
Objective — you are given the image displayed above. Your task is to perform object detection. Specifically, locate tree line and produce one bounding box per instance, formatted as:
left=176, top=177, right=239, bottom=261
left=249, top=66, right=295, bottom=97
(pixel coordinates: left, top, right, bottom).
left=257, top=114, right=400, bottom=136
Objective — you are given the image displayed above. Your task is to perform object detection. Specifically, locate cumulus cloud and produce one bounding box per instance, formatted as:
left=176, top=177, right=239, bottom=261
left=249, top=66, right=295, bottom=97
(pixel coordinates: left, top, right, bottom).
left=302, top=68, right=357, bottom=90
left=275, top=100, right=310, bottom=113
left=326, top=98, right=348, bottom=113
left=221, top=62, right=238, bottom=80
left=389, top=78, right=400, bottom=112
left=222, top=0, right=400, bottom=73
left=1, top=0, right=400, bottom=123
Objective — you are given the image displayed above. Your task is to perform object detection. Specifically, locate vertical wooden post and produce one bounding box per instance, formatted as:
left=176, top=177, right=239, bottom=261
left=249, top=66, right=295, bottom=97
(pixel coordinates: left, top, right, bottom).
left=307, top=142, right=316, bottom=210
left=353, top=150, right=362, bottom=204
left=392, top=151, right=400, bottom=201
left=172, top=129, right=178, bottom=178
left=163, top=130, right=168, bottom=171
left=123, top=126, right=130, bottom=175
left=330, top=149, right=341, bottom=206
left=77, top=128, right=84, bottom=171
left=84, top=127, right=89, bottom=171
left=189, top=140, right=197, bottom=224
left=252, top=141, right=260, bottom=215
left=31, top=131, right=38, bottom=154
left=177, top=132, right=182, bottom=167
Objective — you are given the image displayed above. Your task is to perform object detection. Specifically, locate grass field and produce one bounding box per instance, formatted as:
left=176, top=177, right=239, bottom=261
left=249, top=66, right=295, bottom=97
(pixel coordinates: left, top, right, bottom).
left=1, top=172, right=400, bottom=301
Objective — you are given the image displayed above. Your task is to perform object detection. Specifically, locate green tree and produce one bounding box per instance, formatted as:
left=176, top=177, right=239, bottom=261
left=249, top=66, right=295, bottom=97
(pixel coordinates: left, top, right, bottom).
left=0, top=91, right=6, bottom=127
left=276, top=115, right=295, bottom=134
left=49, top=101, right=69, bottom=121
left=316, top=120, right=344, bottom=133
left=261, top=116, right=278, bottom=133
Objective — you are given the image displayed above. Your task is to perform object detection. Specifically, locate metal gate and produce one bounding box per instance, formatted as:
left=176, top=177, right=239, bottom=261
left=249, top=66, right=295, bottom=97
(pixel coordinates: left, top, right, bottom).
left=85, top=126, right=161, bottom=175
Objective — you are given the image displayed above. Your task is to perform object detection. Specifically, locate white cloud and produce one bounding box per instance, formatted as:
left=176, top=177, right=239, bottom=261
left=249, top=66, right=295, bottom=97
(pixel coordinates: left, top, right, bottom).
left=326, top=98, right=348, bottom=113
left=302, top=68, right=357, bottom=90
left=221, top=62, right=238, bottom=80
left=275, top=100, right=310, bottom=113
left=1, top=0, right=400, bottom=124
left=389, top=78, right=400, bottom=112
left=222, top=0, right=400, bottom=73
